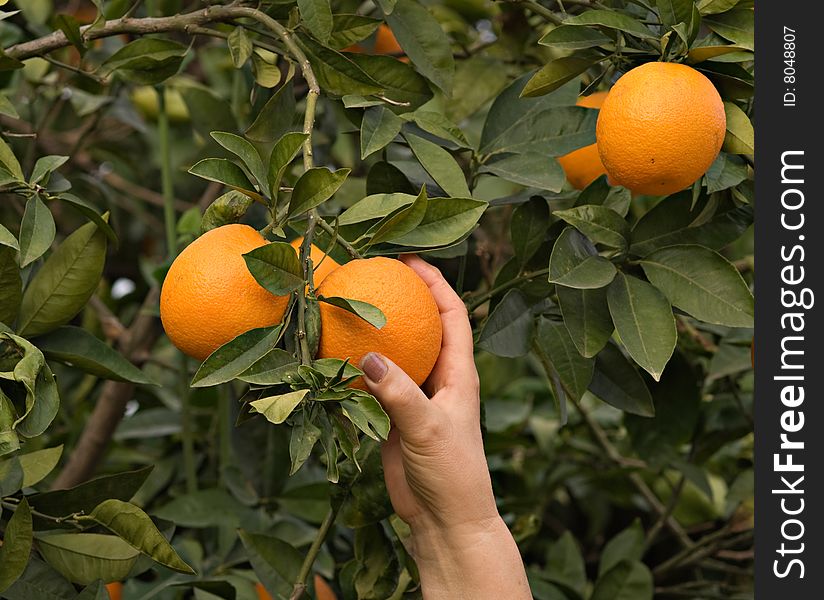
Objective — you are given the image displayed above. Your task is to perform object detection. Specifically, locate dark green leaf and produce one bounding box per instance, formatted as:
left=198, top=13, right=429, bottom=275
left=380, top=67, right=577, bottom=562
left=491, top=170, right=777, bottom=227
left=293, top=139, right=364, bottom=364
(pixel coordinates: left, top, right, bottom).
left=289, top=410, right=322, bottom=475
left=201, top=191, right=254, bottom=233
left=539, top=25, right=612, bottom=50
left=300, top=35, right=383, bottom=97
left=366, top=185, right=428, bottom=246
left=318, top=297, right=387, bottom=329
left=18, top=195, right=55, bottom=268
left=522, top=55, right=601, bottom=98
left=704, top=152, right=748, bottom=193
left=0, top=498, right=33, bottom=594
left=341, top=394, right=390, bottom=440
left=246, top=80, right=297, bottom=143
left=549, top=227, right=617, bottom=289
left=640, top=245, right=753, bottom=327
left=0, top=557, right=76, bottom=600
left=599, top=520, right=645, bottom=577
left=34, top=326, right=153, bottom=384
left=564, top=10, right=658, bottom=40
left=705, top=9, right=754, bottom=50
left=534, top=318, right=594, bottom=402
left=511, top=197, right=550, bottom=267
left=54, top=194, right=117, bottom=244
left=210, top=132, right=267, bottom=193
left=243, top=241, right=304, bottom=295
left=100, top=38, right=187, bottom=84
left=298, top=0, right=334, bottom=43
left=545, top=531, right=586, bottom=594
left=329, top=14, right=381, bottom=49
left=477, top=289, right=533, bottom=357
left=554, top=205, right=629, bottom=249
left=361, top=106, right=403, bottom=159
left=607, top=273, right=676, bottom=380
left=589, top=343, right=654, bottom=416
left=192, top=325, right=283, bottom=387
left=387, top=0, right=455, bottom=93
left=238, top=530, right=303, bottom=599
left=405, top=133, right=471, bottom=198
left=482, top=153, right=565, bottom=192
left=268, top=132, right=308, bottom=199
left=557, top=285, right=613, bottom=358
left=591, top=560, right=653, bottom=600
left=289, top=167, right=350, bottom=217
left=188, top=158, right=261, bottom=200
left=0, top=246, right=21, bottom=325
left=389, top=197, right=485, bottom=247
left=17, top=219, right=107, bottom=337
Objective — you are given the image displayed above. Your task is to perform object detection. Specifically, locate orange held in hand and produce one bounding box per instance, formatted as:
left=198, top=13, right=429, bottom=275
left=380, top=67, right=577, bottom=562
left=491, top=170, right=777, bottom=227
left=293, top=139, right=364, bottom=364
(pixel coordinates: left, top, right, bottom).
left=596, top=62, right=726, bottom=196
left=105, top=582, right=123, bottom=600
left=557, top=91, right=609, bottom=190
left=317, top=257, right=442, bottom=387
left=290, top=237, right=340, bottom=286
left=160, top=224, right=290, bottom=361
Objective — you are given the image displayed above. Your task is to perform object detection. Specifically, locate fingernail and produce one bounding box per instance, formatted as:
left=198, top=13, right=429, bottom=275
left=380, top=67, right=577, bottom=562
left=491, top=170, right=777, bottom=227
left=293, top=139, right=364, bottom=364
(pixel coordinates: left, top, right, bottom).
left=361, top=352, right=388, bottom=383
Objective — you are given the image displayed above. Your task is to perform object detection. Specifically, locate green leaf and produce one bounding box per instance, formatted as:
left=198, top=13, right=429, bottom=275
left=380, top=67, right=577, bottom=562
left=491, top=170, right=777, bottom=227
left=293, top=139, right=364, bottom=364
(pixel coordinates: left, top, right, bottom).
left=267, top=132, right=308, bottom=199
left=539, top=25, right=612, bottom=50
left=546, top=531, right=586, bottom=594
left=557, top=285, right=613, bottom=358
left=0, top=246, right=22, bottom=325
left=386, top=0, right=455, bottom=93
left=477, top=289, right=533, bottom=357
left=238, top=530, right=303, bottom=599
left=589, top=343, right=654, bottom=416
left=511, top=197, right=550, bottom=268
left=0, top=557, right=76, bottom=600
left=80, top=499, right=194, bottom=574
left=300, top=35, right=383, bottom=97
left=591, top=560, right=653, bottom=600
left=549, top=227, right=617, bottom=289
left=403, top=110, right=470, bottom=148
left=0, top=455, right=23, bottom=496
left=656, top=0, right=698, bottom=28
left=34, top=326, right=152, bottom=384
left=630, top=192, right=753, bottom=256
left=289, top=410, right=322, bottom=475
left=29, top=155, right=68, bottom=186
left=705, top=9, right=754, bottom=50
left=366, top=185, right=428, bottom=246
left=289, top=167, right=350, bottom=217
left=554, top=205, right=629, bottom=250
left=27, top=466, right=153, bottom=519
left=481, top=153, right=565, bottom=192
left=405, top=133, right=471, bottom=198
left=339, top=193, right=416, bottom=225
left=722, top=102, right=754, bottom=155
left=704, top=152, right=748, bottom=193
left=0, top=137, right=23, bottom=180
left=341, top=394, right=391, bottom=440
left=318, top=296, right=387, bottom=329
left=15, top=362, right=59, bottom=438
left=522, top=55, right=600, bottom=98
left=329, top=14, right=381, bottom=49
left=251, top=50, right=282, bottom=89
left=188, top=158, right=261, bottom=201
left=607, top=273, right=676, bottom=381
left=0, top=498, right=33, bottom=594
left=599, top=520, right=645, bottom=577
left=54, top=194, right=117, bottom=244
left=210, top=132, right=267, bottom=193
left=18, top=195, right=55, bottom=268
left=361, top=106, right=403, bottom=159
left=100, top=38, right=187, bottom=84
left=697, top=0, right=741, bottom=15
left=640, top=245, right=753, bottom=327
left=250, top=390, right=309, bottom=425
left=388, top=197, right=486, bottom=248
left=228, top=26, right=253, bottom=68
left=17, top=219, right=106, bottom=337
left=191, top=325, right=283, bottom=387
left=298, top=0, right=333, bottom=43
left=201, top=191, right=254, bottom=233
left=18, top=445, right=62, bottom=488
left=564, top=10, right=658, bottom=40
left=0, top=223, right=18, bottom=250
left=246, top=80, right=297, bottom=143
left=238, top=348, right=297, bottom=385
left=534, top=318, right=594, bottom=402
left=0, top=94, right=19, bottom=119
left=35, top=533, right=140, bottom=585
left=243, top=242, right=303, bottom=297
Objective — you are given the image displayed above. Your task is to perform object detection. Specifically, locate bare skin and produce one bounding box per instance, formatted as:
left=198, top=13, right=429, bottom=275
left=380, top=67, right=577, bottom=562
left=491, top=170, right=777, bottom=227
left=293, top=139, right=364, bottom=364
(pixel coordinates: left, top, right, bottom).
left=360, top=255, right=532, bottom=600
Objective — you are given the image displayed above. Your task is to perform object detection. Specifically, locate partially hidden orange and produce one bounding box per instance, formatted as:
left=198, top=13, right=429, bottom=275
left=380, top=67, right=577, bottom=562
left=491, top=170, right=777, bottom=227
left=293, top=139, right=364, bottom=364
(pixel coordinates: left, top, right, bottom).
left=317, top=257, right=442, bottom=387
left=596, top=62, right=726, bottom=196
left=106, top=582, right=123, bottom=600
left=255, top=583, right=272, bottom=600
left=557, top=91, right=609, bottom=190
left=160, top=224, right=290, bottom=361
left=314, top=574, right=338, bottom=600
left=290, top=237, right=340, bottom=286
left=343, top=24, right=406, bottom=61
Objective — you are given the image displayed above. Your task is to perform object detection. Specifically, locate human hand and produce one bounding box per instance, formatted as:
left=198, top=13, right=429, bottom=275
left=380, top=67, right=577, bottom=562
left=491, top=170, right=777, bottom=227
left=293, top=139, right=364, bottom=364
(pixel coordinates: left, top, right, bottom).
left=359, top=255, right=531, bottom=600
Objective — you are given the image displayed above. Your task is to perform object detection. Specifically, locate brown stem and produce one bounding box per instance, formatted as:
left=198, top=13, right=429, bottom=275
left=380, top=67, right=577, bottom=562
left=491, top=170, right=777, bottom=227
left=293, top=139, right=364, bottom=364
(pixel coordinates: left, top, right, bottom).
left=52, top=288, right=161, bottom=489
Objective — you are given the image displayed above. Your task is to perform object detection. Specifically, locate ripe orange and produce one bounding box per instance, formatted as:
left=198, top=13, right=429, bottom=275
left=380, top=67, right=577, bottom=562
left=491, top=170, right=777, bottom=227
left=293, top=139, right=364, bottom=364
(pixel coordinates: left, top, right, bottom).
left=557, top=91, right=609, bottom=189
left=106, top=582, right=123, bottom=600
left=160, top=224, right=290, bottom=361
left=314, top=574, right=338, bottom=600
left=344, top=25, right=406, bottom=61
left=596, top=62, right=726, bottom=196
left=317, top=257, right=442, bottom=387
left=290, top=237, right=340, bottom=286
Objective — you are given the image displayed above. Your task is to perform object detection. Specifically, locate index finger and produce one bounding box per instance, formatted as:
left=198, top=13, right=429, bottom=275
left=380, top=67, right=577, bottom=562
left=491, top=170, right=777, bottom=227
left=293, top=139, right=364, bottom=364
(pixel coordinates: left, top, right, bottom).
left=400, top=255, right=476, bottom=384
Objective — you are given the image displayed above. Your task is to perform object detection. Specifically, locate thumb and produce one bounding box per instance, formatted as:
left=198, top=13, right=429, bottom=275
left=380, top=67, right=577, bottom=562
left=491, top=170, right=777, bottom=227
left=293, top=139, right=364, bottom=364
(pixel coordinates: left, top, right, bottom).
left=360, top=352, right=433, bottom=439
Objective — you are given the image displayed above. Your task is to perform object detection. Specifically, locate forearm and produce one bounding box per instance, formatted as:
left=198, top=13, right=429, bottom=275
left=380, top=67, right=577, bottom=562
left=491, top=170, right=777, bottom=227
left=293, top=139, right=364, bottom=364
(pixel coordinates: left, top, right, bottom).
left=410, top=516, right=532, bottom=600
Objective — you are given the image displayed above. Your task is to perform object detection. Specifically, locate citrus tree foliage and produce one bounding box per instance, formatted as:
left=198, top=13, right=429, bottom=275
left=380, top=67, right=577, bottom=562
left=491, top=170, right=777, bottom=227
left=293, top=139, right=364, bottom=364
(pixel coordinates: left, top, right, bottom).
left=0, top=1, right=753, bottom=599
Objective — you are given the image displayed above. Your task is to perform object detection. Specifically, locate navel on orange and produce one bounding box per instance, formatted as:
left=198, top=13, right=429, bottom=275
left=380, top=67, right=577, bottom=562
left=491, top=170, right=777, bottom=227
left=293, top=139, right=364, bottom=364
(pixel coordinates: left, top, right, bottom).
left=317, top=257, right=442, bottom=387
left=596, top=62, right=726, bottom=196
left=160, top=224, right=290, bottom=361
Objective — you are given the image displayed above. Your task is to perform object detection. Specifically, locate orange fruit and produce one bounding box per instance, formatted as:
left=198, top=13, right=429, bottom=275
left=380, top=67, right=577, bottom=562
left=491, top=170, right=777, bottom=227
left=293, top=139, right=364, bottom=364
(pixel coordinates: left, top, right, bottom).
left=106, top=582, right=123, bottom=600
left=344, top=25, right=406, bottom=61
left=314, top=574, right=338, bottom=600
left=317, top=257, right=442, bottom=387
left=160, top=224, right=290, bottom=361
left=255, top=583, right=272, bottom=600
left=290, top=237, right=340, bottom=286
left=596, top=62, right=726, bottom=196
left=557, top=91, right=609, bottom=189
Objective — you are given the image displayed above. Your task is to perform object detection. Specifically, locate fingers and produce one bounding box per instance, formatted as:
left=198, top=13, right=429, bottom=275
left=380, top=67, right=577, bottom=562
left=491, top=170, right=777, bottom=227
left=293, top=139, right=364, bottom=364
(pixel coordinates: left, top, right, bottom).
left=400, top=256, right=475, bottom=379
left=361, top=352, right=435, bottom=439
